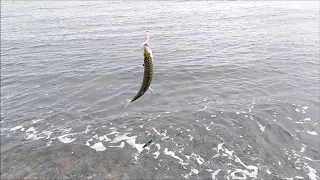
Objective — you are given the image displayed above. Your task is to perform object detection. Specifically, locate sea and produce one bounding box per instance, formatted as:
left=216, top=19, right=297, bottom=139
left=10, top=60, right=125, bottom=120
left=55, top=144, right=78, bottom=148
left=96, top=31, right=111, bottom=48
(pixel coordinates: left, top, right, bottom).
left=1, top=1, right=319, bottom=179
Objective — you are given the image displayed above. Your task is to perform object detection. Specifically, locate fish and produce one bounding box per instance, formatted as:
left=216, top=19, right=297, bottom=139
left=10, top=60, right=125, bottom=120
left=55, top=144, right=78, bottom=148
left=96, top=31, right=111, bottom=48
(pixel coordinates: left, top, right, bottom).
left=125, top=34, right=154, bottom=108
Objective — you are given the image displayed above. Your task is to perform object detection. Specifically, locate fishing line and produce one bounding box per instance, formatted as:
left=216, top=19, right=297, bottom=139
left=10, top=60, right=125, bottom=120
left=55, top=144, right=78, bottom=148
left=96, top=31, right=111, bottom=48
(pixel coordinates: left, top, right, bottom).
left=145, top=14, right=148, bottom=32
left=142, top=13, right=150, bottom=47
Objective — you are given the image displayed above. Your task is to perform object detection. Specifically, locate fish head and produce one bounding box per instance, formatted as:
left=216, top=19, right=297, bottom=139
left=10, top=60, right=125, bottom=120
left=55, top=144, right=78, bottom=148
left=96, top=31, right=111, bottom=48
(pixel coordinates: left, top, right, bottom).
left=143, top=43, right=153, bottom=59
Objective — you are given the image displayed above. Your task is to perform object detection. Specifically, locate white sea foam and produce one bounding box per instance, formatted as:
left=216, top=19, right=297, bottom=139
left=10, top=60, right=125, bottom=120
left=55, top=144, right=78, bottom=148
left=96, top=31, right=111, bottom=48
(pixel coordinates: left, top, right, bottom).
left=152, top=143, right=161, bottom=159
left=24, top=127, right=39, bottom=140
left=211, top=169, right=221, bottom=180
left=92, top=134, right=98, bottom=139
left=233, top=155, right=258, bottom=179
left=212, top=141, right=257, bottom=178
left=125, top=136, right=144, bottom=153
left=191, top=153, right=205, bottom=165
left=183, top=169, right=199, bottom=178
left=86, top=138, right=93, bottom=146
left=84, top=125, right=91, bottom=133
left=57, top=133, right=77, bottom=143
left=57, top=127, right=72, bottom=133
left=153, top=151, right=160, bottom=159
left=10, top=126, right=23, bottom=131
left=224, top=148, right=234, bottom=157
left=25, top=133, right=37, bottom=140
left=32, top=119, right=44, bottom=124
left=90, top=142, right=106, bottom=151
left=266, top=169, right=271, bottom=174
left=109, top=133, right=145, bottom=153
left=26, top=127, right=36, bottom=133
left=307, top=131, right=318, bottom=135
left=109, top=142, right=125, bottom=148
left=107, top=130, right=120, bottom=135
left=98, top=135, right=111, bottom=142
left=290, top=149, right=319, bottom=180
left=300, top=144, right=307, bottom=152
left=46, top=140, right=52, bottom=146
left=303, top=156, right=320, bottom=162
left=188, top=135, right=194, bottom=141
left=257, top=122, right=266, bottom=132
left=230, top=169, right=247, bottom=180
left=109, top=133, right=132, bottom=143
left=305, top=163, right=319, bottom=180
left=199, top=106, right=207, bottom=111
left=304, top=118, right=311, bottom=121
left=164, top=147, right=188, bottom=166
left=38, top=131, right=52, bottom=139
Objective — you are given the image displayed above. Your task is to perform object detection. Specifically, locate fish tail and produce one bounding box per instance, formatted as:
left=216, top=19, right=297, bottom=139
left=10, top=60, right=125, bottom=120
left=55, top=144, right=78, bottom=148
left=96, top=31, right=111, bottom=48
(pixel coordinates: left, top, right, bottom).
left=124, top=99, right=131, bottom=109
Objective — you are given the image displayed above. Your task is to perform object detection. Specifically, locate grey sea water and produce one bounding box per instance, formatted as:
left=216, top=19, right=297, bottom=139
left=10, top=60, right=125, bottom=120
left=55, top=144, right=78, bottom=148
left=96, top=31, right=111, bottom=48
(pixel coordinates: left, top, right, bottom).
left=1, top=1, right=319, bottom=179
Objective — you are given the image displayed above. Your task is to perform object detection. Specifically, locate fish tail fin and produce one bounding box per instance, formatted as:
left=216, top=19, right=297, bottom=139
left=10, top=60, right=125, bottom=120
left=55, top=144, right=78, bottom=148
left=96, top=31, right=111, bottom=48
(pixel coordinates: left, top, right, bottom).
left=124, top=99, right=131, bottom=109
left=149, top=87, right=155, bottom=97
